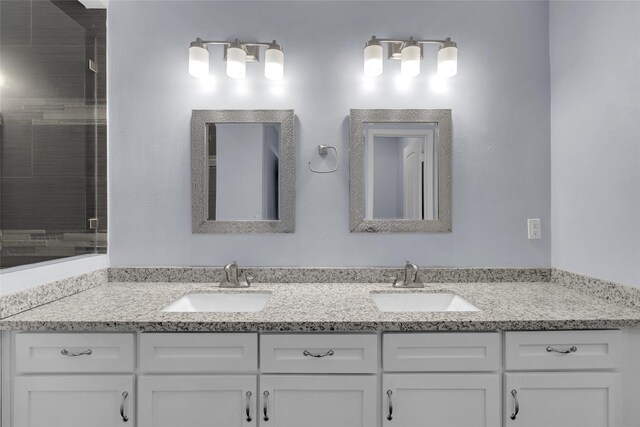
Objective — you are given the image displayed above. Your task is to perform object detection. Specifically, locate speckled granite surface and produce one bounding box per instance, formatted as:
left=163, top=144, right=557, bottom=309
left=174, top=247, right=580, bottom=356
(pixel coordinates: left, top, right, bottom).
left=553, top=269, right=640, bottom=309
left=0, top=267, right=549, bottom=321
left=108, top=267, right=551, bottom=284
left=2, top=281, right=639, bottom=332
left=0, top=269, right=107, bottom=319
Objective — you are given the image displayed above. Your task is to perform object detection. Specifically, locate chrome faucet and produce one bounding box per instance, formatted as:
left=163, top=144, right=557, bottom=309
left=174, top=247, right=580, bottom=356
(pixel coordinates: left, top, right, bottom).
left=219, top=261, right=252, bottom=288
left=392, top=261, right=424, bottom=288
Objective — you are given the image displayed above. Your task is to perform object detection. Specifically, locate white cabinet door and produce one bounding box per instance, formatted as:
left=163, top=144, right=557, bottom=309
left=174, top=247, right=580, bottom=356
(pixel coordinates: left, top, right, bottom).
left=13, top=375, right=134, bottom=427
left=382, top=373, right=500, bottom=427
left=138, top=375, right=256, bottom=427
left=259, top=375, right=377, bottom=427
left=505, top=373, right=621, bottom=427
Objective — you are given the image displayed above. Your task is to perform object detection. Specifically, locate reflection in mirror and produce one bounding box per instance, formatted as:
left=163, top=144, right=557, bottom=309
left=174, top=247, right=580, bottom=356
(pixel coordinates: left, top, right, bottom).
left=207, top=123, right=280, bottom=221
left=364, top=123, right=438, bottom=220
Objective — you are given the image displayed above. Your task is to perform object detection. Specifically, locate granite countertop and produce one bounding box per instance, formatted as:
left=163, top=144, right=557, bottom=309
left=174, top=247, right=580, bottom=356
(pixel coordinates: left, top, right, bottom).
left=2, top=281, right=640, bottom=332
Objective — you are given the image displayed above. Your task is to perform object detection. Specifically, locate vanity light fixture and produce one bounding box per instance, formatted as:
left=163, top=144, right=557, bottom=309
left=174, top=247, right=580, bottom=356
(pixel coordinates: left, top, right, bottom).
left=363, top=36, right=458, bottom=78
left=188, top=38, right=284, bottom=80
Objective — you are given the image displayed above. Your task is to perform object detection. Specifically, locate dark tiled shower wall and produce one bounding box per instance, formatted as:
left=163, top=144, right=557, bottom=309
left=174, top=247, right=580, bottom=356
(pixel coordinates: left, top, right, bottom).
left=0, top=0, right=107, bottom=268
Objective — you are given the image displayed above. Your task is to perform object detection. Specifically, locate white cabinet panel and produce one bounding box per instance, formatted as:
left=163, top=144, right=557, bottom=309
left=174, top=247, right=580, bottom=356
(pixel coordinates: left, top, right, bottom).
left=505, top=372, right=620, bottom=427
left=383, top=332, right=500, bottom=372
left=15, top=333, right=135, bottom=373
left=259, top=375, right=377, bottom=427
left=505, top=330, right=620, bottom=370
left=260, top=334, right=378, bottom=373
left=382, top=373, right=500, bottom=426
left=138, top=375, right=256, bottom=427
left=140, top=332, right=258, bottom=372
left=13, top=375, right=134, bottom=427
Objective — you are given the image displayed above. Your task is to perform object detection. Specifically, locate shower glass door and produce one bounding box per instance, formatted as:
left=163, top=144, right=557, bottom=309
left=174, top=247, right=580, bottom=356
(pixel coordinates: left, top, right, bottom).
left=0, top=0, right=107, bottom=270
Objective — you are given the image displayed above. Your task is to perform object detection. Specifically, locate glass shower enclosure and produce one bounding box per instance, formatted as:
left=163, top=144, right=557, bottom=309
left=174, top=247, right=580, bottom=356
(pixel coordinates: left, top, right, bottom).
left=0, top=0, right=107, bottom=269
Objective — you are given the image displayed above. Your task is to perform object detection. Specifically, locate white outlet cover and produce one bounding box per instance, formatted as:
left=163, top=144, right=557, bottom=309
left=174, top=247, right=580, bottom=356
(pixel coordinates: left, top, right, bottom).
left=527, top=218, right=541, bottom=240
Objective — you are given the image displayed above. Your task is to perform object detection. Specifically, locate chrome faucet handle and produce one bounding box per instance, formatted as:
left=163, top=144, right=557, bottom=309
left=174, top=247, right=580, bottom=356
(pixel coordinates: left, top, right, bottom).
left=240, top=273, right=253, bottom=288
left=226, top=261, right=239, bottom=283
left=223, top=261, right=236, bottom=281
left=220, top=261, right=241, bottom=287
left=383, top=272, right=400, bottom=286
left=404, top=261, right=418, bottom=283
left=391, top=261, right=423, bottom=288
left=388, top=272, right=407, bottom=288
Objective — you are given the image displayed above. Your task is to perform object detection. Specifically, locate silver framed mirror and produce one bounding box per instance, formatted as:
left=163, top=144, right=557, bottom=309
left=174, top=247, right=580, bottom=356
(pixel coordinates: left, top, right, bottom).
left=349, top=109, right=452, bottom=233
left=192, top=109, right=295, bottom=233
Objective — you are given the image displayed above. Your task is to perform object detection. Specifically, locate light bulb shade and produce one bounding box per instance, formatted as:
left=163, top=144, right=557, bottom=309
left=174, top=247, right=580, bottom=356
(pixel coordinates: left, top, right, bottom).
left=189, top=44, right=209, bottom=78
left=437, top=45, right=458, bottom=78
left=364, top=44, right=383, bottom=77
left=401, top=44, right=421, bottom=77
left=226, top=46, right=247, bottom=79
left=265, top=47, right=284, bottom=80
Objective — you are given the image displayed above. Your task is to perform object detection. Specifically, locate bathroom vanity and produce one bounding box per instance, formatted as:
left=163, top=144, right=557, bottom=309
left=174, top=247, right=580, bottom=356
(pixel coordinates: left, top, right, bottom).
left=4, top=329, right=632, bottom=427
left=2, top=279, right=640, bottom=427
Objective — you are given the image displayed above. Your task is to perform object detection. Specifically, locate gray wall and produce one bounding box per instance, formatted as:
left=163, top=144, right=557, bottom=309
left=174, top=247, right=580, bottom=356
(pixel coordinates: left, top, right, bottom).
left=550, top=1, right=640, bottom=287
left=108, top=1, right=551, bottom=267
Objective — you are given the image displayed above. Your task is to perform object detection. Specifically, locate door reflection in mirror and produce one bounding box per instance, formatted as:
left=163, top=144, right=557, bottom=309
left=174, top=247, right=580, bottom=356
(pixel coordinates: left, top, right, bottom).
left=207, top=123, right=280, bottom=221
left=363, top=123, right=438, bottom=220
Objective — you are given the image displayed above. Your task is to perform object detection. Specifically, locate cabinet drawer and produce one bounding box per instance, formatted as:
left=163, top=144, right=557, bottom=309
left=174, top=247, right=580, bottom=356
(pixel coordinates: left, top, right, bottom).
left=15, top=333, right=135, bottom=373
left=383, top=332, right=501, bottom=372
left=505, top=330, right=621, bottom=371
left=260, top=334, right=378, bottom=373
left=140, top=333, right=258, bottom=372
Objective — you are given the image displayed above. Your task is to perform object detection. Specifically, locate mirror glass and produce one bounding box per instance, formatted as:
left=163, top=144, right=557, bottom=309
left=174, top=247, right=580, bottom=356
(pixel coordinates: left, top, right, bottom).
left=207, top=123, right=281, bottom=221
left=363, top=123, right=438, bottom=220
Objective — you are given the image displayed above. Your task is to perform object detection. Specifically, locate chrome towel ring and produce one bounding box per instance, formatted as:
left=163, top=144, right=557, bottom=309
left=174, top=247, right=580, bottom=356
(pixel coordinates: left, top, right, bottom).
left=309, top=144, right=338, bottom=173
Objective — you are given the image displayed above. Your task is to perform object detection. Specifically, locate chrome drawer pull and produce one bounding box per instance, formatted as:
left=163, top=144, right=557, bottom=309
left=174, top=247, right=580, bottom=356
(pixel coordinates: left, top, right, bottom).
left=61, top=349, right=92, bottom=357
left=245, top=391, right=253, bottom=422
left=303, top=349, right=335, bottom=358
left=510, top=389, right=519, bottom=420
left=546, top=345, right=577, bottom=354
left=263, top=391, right=270, bottom=421
left=386, top=390, right=393, bottom=421
left=120, top=391, right=129, bottom=422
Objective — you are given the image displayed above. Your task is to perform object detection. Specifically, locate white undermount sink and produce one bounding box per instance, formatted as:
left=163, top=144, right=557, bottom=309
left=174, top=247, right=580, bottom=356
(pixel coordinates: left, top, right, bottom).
left=371, top=292, right=479, bottom=312
left=162, top=292, right=271, bottom=313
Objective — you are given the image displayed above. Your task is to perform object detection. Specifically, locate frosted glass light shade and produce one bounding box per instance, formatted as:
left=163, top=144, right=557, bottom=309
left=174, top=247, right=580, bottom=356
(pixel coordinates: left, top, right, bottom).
left=265, top=47, right=284, bottom=80
left=401, top=44, right=421, bottom=77
left=226, top=46, right=247, bottom=79
left=437, top=45, right=458, bottom=78
left=364, top=44, right=383, bottom=77
left=189, top=45, right=209, bottom=78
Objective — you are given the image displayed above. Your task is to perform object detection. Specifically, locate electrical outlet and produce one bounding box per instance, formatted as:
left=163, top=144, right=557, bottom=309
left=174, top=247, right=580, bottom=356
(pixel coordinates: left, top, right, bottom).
left=527, top=218, right=541, bottom=240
